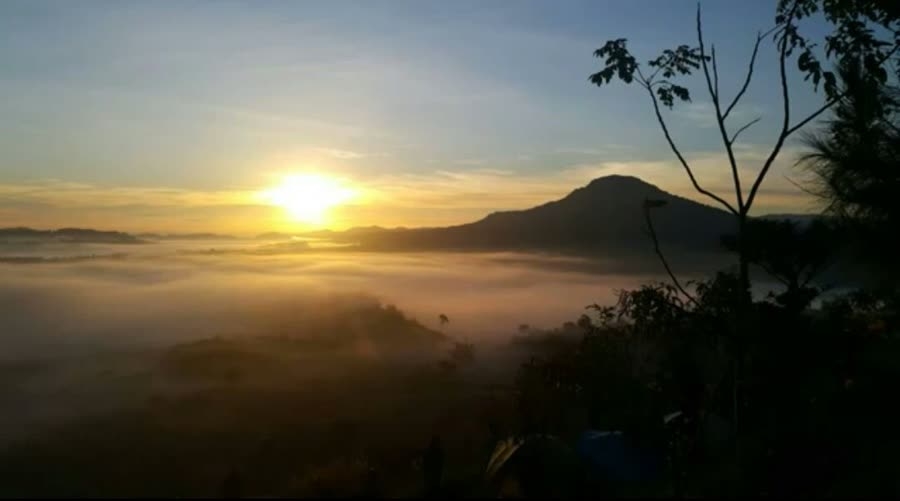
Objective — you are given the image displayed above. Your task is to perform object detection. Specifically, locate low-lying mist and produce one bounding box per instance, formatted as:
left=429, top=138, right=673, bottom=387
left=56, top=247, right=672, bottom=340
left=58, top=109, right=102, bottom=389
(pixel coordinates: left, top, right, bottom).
left=0, top=243, right=699, bottom=496
left=1, top=244, right=660, bottom=359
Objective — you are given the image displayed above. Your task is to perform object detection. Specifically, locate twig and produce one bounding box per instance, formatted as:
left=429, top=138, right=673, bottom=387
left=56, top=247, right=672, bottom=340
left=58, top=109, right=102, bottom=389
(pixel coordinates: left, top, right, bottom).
left=730, top=117, right=761, bottom=144
left=746, top=24, right=900, bottom=212
left=745, top=13, right=794, bottom=214
left=698, top=4, right=745, bottom=210
left=643, top=85, right=739, bottom=215
left=783, top=174, right=819, bottom=197
left=644, top=202, right=699, bottom=306
left=711, top=45, right=720, bottom=98
left=722, top=27, right=777, bottom=121
left=785, top=96, right=842, bottom=136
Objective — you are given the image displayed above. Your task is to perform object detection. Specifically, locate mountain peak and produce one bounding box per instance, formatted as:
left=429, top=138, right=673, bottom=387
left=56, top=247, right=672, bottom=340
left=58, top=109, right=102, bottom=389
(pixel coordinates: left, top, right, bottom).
left=562, top=175, right=664, bottom=203
left=583, top=174, right=660, bottom=191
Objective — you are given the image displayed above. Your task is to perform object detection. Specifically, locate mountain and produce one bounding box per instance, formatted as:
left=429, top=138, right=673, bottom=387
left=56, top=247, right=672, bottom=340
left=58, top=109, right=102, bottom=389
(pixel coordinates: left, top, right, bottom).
left=0, top=227, right=144, bottom=244
left=327, top=175, right=738, bottom=255
left=1, top=176, right=804, bottom=254
left=256, top=232, right=294, bottom=240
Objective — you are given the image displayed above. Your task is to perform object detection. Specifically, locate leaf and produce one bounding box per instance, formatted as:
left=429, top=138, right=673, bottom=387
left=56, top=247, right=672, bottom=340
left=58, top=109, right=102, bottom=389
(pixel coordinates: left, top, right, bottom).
left=823, top=71, right=838, bottom=97
left=656, top=87, right=674, bottom=108
left=590, top=39, right=638, bottom=88
left=671, top=85, right=691, bottom=102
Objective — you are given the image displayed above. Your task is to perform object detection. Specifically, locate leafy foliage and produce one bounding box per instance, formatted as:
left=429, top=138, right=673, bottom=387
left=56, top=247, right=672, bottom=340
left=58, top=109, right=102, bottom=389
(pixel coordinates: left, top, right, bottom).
left=778, top=0, right=900, bottom=100
left=799, top=58, right=900, bottom=283
left=722, top=218, right=837, bottom=310
left=590, top=39, right=638, bottom=85
left=515, top=272, right=900, bottom=495
left=588, top=0, right=900, bottom=224
left=590, top=39, right=704, bottom=108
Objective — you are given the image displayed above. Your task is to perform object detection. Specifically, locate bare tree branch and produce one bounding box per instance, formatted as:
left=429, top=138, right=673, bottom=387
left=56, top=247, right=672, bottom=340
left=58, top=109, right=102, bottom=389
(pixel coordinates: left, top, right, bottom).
left=785, top=96, right=842, bottom=136
left=730, top=117, right=761, bottom=144
left=745, top=16, right=794, bottom=214
left=698, top=5, right=744, bottom=210
left=800, top=252, right=836, bottom=289
left=697, top=6, right=718, bottom=100
left=785, top=44, right=900, bottom=135
left=644, top=84, right=739, bottom=215
left=711, top=45, right=720, bottom=98
left=783, top=173, right=819, bottom=197
left=646, top=52, right=677, bottom=83
left=644, top=203, right=698, bottom=306
left=757, top=261, right=790, bottom=287
left=722, top=29, right=773, bottom=122
left=747, top=24, right=900, bottom=212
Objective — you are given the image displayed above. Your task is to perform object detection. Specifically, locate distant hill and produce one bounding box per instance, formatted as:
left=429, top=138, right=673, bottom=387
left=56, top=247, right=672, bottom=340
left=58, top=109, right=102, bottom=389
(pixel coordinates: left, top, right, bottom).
left=759, top=213, right=823, bottom=226
left=1, top=176, right=816, bottom=255
left=138, top=232, right=236, bottom=241
left=256, top=232, right=294, bottom=240
left=260, top=226, right=397, bottom=241
left=0, top=227, right=144, bottom=244
left=323, top=175, right=738, bottom=255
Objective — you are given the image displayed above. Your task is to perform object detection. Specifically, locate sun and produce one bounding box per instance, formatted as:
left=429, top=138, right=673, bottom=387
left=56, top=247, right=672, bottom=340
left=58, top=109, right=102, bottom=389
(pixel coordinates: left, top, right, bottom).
left=261, top=173, right=357, bottom=225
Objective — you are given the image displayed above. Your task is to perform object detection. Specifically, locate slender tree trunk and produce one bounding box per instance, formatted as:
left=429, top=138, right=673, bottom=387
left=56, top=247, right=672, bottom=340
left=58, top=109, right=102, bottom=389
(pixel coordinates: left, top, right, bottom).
left=738, top=215, right=750, bottom=295
left=733, top=212, right=750, bottom=486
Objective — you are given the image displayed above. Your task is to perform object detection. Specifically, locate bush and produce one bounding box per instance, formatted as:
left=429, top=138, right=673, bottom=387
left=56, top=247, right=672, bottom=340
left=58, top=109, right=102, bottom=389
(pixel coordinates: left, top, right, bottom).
left=514, top=272, right=900, bottom=496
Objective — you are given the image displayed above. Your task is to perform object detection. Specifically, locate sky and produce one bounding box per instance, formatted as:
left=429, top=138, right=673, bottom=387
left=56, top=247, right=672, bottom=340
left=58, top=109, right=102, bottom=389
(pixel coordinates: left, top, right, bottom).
left=0, top=0, right=835, bottom=234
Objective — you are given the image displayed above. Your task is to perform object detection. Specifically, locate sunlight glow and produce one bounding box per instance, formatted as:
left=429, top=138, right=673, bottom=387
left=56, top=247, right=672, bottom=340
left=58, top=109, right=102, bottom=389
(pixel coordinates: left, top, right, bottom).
left=261, top=173, right=357, bottom=225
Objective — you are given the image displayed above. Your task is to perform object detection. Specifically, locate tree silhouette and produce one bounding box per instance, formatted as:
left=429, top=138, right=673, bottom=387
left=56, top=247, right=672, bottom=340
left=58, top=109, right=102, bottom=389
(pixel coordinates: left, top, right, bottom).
left=589, top=1, right=899, bottom=295
left=589, top=0, right=899, bottom=448
left=438, top=314, right=449, bottom=329
left=643, top=198, right=697, bottom=306
left=722, top=218, right=836, bottom=311
left=799, top=58, right=900, bottom=283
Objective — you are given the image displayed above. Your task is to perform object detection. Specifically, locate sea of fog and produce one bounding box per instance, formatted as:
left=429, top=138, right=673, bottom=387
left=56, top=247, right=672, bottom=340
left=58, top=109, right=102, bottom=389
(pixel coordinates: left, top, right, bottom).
left=1, top=238, right=687, bottom=360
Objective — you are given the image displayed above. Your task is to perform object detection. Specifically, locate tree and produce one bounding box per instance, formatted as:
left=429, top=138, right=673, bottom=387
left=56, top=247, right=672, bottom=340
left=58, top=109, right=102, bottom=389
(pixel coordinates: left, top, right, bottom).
left=589, top=0, right=898, bottom=464
left=438, top=314, right=449, bottom=329
left=722, top=218, right=836, bottom=311
left=589, top=0, right=899, bottom=296
left=798, top=59, right=900, bottom=283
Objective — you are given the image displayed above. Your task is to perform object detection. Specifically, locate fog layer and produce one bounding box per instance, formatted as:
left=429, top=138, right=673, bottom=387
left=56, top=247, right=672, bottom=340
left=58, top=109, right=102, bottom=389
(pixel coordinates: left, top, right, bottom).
left=1, top=242, right=662, bottom=359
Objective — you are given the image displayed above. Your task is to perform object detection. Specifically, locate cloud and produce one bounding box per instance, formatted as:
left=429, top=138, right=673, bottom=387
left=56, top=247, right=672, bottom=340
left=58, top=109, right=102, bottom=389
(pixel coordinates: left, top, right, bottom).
left=553, top=145, right=630, bottom=156
left=568, top=144, right=817, bottom=215
left=0, top=180, right=254, bottom=209
left=315, top=148, right=368, bottom=160
left=455, top=158, right=489, bottom=166
left=0, top=140, right=818, bottom=234
left=674, top=102, right=766, bottom=129
left=360, top=168, right=580, bottom=211
left=357, top=141, right=816, bottom=218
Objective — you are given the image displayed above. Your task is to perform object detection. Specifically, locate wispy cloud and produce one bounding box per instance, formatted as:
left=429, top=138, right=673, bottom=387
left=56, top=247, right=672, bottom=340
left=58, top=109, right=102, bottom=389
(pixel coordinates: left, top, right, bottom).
left=554, top=144, right=630, bottom=156
left=674, top=102, right=766, bottom=129
left=315, top=148, right=372, bottom=160
left=455, top=158, right=489, bottom=166
left=0, top=181, right=255, bottom=209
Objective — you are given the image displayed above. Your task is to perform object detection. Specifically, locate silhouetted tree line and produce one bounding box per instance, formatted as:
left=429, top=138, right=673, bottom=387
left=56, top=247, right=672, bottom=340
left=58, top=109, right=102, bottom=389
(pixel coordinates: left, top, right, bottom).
left=504, top=0, right=900, bottom=496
